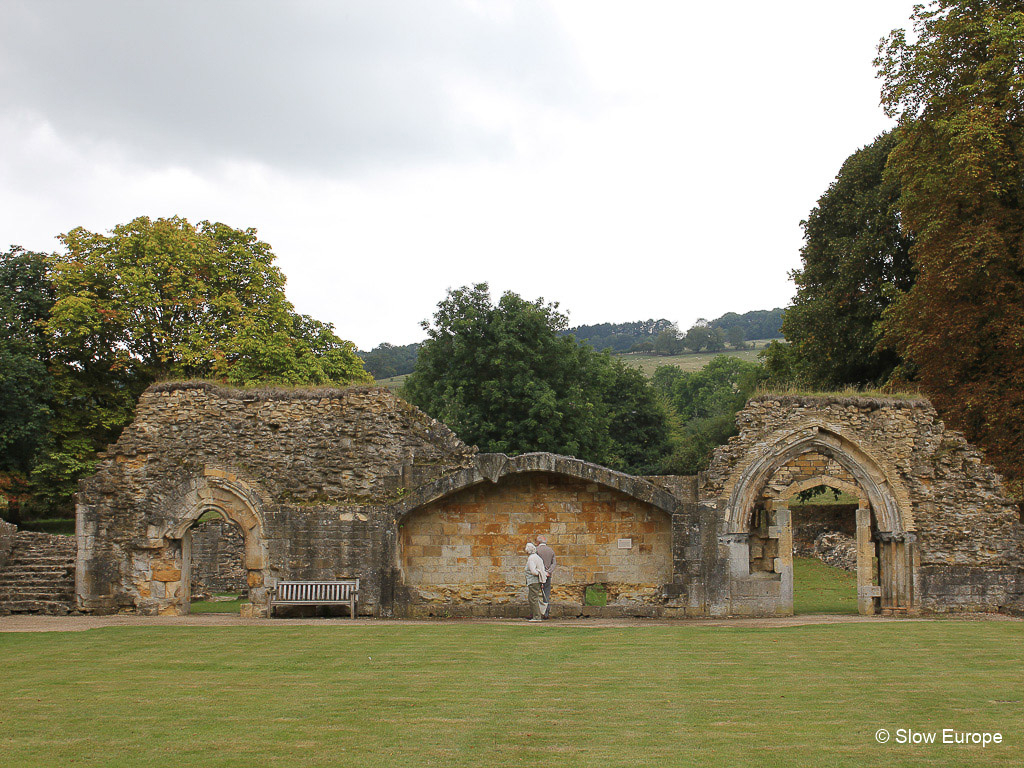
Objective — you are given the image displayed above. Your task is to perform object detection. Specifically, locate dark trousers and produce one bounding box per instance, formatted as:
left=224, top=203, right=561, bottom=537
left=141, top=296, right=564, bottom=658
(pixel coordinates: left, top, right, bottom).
left=541, top=578, right=551, bottom=617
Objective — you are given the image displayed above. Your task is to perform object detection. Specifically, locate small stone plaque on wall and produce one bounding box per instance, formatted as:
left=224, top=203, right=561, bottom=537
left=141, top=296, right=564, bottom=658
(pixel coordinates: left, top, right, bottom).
left=617, top=538, right=633, bottom=549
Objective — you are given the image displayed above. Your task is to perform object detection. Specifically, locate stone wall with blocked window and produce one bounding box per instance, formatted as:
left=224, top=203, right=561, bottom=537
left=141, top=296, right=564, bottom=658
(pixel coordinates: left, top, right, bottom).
left=400, top=472, right=672, bottom=613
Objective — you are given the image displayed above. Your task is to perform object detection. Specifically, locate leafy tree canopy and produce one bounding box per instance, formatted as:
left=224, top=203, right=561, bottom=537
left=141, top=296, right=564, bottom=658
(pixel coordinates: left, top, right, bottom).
left=1, top=218, right=369, bottom=519
left=781, top=130, right=915, bottom=389
left=709, top=308, right=784, bottom=340
left=656, top=356, right=766, bottom=474
left=566, top=319, right=677, bottom=352
left=877, top=0, right=1024, bottom=494
left=403, top=284, right=671, bottom=474
left=358, top=342, right=420, bottom=379
left=50, top=216, right=369, bottom=386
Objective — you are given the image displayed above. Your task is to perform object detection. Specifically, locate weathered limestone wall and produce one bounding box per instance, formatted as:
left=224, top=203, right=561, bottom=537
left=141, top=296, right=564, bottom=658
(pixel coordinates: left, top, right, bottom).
left=0, top=519, right=17, bottom=569
left=401, top=472, right=672, bottom=611
left=189, top=519, right=247, bottom=595
left=76, top=382, right=476, bottom=615
left=75, top=384, right=1022, bottom=619
left=703, top=395, right=1023, bottom=613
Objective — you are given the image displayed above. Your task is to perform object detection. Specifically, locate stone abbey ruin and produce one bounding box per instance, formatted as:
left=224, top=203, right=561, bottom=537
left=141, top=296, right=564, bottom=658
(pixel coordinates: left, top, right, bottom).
left=52, top=380, right=1022, bottom=619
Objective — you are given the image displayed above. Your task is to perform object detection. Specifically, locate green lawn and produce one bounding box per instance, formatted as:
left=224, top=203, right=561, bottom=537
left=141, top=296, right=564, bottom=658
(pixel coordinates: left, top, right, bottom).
left=794, top=556, right=859, bottom=614
left=2, top=621, right=1021, bottom=767
left=190, top=595, right=245, bottom=614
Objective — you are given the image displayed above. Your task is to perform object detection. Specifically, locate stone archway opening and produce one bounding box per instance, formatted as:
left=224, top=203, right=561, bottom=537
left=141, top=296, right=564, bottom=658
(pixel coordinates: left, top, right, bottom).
left=778, top=475, right=877, bottom=616
left=149, top=474, right=270, bottom=617
left=184, top=511, right=248, bottom=612
left=723, top=428, right=916, bottom=616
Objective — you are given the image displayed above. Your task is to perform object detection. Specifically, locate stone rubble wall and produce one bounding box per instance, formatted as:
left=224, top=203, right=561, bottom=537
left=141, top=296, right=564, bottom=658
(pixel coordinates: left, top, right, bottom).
left=189, top=519, right=247, bottom=595
left=703, top=394, right=1024, bottom=613
left=812, top=532, right=858, bottom=572
left=401, top=472, right=672, bottom=611
left=74, top=384, right=1024, bottom=618
left=76, top=382, right=477, bottom=615
left=0, top=519, right=16, bottom=569
left=791, top=504, right=858, bottom=555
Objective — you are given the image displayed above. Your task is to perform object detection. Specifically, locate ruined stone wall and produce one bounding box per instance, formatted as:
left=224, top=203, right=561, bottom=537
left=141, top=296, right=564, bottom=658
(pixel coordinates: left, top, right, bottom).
left=76, top=382, right=476, bottom=615
left=76, top=383, right=1024, bottom=619
left=401, top=472, right=672, bottom=611
left=0, top=519, right=16, bottom=569
left=704, top=395, right=1021, bottom=566
left=189, top=519, right=247, bottom=595
left=703, top=395, right=1024, bottom=613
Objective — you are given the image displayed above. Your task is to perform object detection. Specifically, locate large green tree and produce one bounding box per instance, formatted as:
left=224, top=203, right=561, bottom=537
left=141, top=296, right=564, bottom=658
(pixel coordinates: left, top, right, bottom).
left=1, top=217, right=371, bottom=519
left=877, top=1, right=1024, bottom=494
left=656, top=356, right=766, bottom=475
left=403, top=284, right=671, bottom=473
left=50, top=217, right=368, bottom=386
left=0, top=248, right=56, bottom=520
left=780, top=130, right=915, bottom=388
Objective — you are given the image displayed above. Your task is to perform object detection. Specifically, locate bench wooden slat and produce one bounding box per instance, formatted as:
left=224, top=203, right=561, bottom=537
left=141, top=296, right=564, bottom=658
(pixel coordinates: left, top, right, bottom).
left=269, top=579, right=359, bottom=617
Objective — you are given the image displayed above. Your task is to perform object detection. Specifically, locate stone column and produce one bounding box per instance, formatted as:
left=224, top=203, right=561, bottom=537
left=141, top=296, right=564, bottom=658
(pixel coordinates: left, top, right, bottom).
left=855, top=506, right=878, bottom=615
left=771, top=506, right=794, bottom=616
left=907, top=533, right=920, bottom=616
left=876, top=533, right=896, bottom=614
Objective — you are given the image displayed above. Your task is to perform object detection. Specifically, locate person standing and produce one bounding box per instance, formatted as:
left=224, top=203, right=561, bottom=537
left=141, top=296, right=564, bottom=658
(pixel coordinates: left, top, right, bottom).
left=524, top=542, right=547, bottom=622
left=536, top=535, right=556, bottom=619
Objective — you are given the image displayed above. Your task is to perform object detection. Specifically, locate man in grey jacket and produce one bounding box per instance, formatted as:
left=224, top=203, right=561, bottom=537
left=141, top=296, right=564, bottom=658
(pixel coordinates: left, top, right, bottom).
left=536, top=535, right=556, bottom=619
left=525, top=542, right=547, bottom=622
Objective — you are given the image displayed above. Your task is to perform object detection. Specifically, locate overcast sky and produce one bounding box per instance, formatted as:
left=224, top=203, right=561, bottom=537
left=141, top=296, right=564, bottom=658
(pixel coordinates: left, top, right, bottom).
left=0, top=0, right=920, bottom=349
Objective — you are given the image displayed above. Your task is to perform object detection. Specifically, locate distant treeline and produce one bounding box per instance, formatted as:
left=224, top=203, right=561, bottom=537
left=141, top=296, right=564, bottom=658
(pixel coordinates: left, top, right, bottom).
left=561, top=319, right=677, bottom=352
left=709, top=309, right=785, bottom=342
left=358, top=308, right=784, bottom=378
left=567, top=309, right=784, bottom=352
left=357, top=342, right=420, bottom=379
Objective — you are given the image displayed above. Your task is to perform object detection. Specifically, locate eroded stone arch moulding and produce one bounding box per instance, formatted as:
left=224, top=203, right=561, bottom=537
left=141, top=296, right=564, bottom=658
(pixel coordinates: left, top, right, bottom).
left=76, top=384, right=1023, bottom=618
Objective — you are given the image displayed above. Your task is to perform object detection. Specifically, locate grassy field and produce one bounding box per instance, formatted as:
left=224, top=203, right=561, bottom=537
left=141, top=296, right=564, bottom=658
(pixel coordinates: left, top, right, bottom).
left=190, top=594, right=246, bottom=614
left=375, top=373, right=408, bottom=390
left=613, top=343, right=772, bottom=377
left=2, top=620, right=1021, bottom=767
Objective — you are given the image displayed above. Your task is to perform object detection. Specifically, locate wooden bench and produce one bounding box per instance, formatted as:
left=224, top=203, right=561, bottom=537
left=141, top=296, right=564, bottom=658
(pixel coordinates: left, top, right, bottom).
left=269, top=579, right=359, bottom=618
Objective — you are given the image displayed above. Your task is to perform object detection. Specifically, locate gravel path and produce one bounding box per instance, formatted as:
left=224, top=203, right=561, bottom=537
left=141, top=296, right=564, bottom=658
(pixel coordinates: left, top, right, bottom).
left=2, top=611, right=1019, bottom=633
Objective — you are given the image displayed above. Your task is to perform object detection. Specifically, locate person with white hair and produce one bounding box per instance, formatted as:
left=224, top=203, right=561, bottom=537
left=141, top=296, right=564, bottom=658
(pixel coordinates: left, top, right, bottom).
left=524, top=542, right=547, bottom=622
left=535, top=535, right=556, bottom=619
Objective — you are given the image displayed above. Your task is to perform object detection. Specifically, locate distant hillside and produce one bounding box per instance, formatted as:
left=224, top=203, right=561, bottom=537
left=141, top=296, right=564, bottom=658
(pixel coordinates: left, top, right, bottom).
left=708, top=308, right=784, bottom=340
left=357, top=342, right=420, bottom=379
left=563, top=319, right=676, bottom=352
left=360, top=308, right=784, bottom=379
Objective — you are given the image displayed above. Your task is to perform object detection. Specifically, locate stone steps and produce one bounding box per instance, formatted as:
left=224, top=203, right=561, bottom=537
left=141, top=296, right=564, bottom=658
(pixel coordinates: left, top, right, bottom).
left=0, top=531, right=77, bottom=614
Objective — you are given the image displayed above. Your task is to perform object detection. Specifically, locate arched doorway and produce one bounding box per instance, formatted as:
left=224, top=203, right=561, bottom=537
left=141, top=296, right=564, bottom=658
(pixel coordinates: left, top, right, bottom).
left=157, top=472, right=269, bottom=616
left=723, top=427, right=916, bottom=616
left=186, top=512, right=248, bottom=610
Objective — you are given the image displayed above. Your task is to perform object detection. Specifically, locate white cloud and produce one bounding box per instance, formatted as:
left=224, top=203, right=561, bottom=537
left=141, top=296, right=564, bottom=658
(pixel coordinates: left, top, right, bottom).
left=0, top=0, right=922, bottom=349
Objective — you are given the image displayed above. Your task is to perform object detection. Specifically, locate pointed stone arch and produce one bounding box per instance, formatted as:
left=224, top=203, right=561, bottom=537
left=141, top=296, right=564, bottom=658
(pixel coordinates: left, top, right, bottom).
left=717, top=423, right=917, bottom=615
left=723, top=424, right=914, bottom=536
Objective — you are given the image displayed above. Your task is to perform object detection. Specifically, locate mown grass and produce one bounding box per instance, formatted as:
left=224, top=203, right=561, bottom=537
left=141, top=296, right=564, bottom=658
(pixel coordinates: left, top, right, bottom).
left=2, top=621, right=1021, bottom=767
left=794, top=556, right=859, bottom=614
left=190, top=595, right=245, bottom=614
